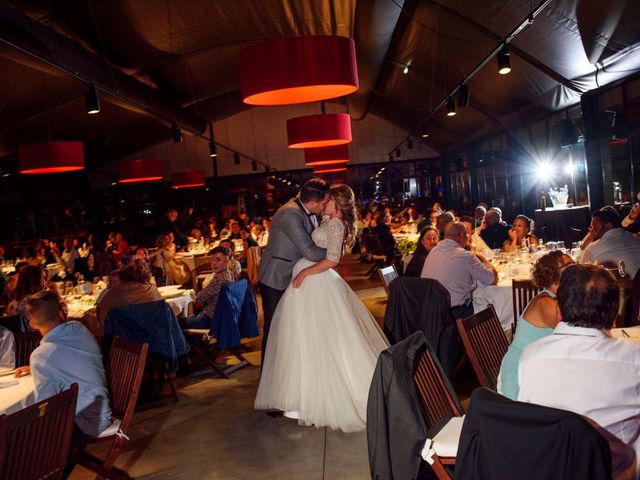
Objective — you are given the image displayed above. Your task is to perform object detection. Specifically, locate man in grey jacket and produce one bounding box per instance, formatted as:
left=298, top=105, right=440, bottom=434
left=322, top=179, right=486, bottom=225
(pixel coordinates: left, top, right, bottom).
left=258, top=178, right=329, bottom=363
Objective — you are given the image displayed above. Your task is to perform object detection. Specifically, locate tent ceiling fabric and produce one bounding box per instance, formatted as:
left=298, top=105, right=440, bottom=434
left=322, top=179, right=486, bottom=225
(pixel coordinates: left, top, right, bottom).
left=0, top=0, right=639, bottom=169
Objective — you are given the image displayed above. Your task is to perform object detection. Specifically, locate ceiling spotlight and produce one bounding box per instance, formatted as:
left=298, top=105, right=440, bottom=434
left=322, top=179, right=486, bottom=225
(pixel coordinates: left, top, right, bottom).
left=172, top=123, right=183, bottom=143
left=459, top=84, right=470, bottom=107
left=395, top=148, right=401, bottom=158
left=446, top=96, right=457, bottom=116
left=209, top=141, right=217, bottom=158
left=403, top=65, right=409, bottom=75
left=420, top=124, right=429, bottom=139
left=497, top=44, right=511, bottom=75
left=233, top=152, right=240, bottom=165
left=251, top=160, right=258, bottom=171
left=86, top=84, right=100, bottom=114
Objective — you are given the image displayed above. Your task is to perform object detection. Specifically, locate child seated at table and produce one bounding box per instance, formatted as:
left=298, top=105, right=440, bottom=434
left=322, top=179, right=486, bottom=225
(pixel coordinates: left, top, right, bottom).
left=182, top=246, right=234, bottom=330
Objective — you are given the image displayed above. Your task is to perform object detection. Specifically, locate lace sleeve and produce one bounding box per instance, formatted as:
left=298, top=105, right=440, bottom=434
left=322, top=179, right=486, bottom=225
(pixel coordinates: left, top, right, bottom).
left=325, top=218, right=345, bottom=263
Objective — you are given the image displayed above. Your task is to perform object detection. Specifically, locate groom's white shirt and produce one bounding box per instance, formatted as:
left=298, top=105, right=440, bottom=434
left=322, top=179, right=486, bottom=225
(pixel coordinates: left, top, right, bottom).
left=299, top=201, right=319, bottom=229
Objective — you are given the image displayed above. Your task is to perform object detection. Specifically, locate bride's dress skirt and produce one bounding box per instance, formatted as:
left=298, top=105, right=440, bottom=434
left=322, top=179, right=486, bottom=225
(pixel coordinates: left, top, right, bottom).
left=255, top=259, right=389, bottom=432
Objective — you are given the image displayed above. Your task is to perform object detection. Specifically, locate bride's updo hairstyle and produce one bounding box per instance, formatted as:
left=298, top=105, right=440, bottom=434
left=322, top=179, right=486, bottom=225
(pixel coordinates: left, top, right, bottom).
left=330, top=183, right=357, bottom=249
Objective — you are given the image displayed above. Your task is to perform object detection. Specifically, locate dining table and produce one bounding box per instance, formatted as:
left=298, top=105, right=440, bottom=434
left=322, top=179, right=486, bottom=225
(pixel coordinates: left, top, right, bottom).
left=0, top=374, right=36, bottom=416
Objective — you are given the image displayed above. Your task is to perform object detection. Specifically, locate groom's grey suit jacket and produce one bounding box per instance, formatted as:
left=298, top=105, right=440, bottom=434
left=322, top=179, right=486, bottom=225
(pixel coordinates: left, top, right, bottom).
left=259, top=198, right=327, bottom=291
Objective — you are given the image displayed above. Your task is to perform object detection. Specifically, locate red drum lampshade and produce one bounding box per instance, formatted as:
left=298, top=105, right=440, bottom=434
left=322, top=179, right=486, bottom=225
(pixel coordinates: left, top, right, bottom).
left=313, top=162, right=348, bottom=174
left=117, top=159, right=164, bottom=183
left=239, top=35, right=358, bottom=106
left=287, top=113, right=351, bottom=149
left=19, top=141, right=85, bottom=174
left=171, top=170, right=205, bottom=189
left=304, top=144, right=349, bottom=166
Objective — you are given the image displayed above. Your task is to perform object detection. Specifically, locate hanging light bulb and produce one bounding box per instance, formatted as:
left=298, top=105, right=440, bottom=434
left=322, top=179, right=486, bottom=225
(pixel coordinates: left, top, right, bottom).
left=403, top=65, right=409, bottom=74
left=86, top=84, right=100, bottom=114
left=446, top=96, right=457, bottom=116
left=420, top=124, right=429, bottom=139
left=497, top=44, right=511, bottom=75
left=209, top=141, right=217, bottom=158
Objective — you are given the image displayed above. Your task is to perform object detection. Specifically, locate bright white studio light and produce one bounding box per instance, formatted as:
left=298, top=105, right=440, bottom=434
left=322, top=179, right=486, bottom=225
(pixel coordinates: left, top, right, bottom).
left=536, top=161, right=555, bottom=182
left=563, top=162, right=574, bottom=175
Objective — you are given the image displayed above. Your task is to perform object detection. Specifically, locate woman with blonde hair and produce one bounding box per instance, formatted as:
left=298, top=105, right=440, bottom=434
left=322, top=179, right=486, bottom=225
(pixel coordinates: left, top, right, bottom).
left=256, top=184, right=389, bottom=433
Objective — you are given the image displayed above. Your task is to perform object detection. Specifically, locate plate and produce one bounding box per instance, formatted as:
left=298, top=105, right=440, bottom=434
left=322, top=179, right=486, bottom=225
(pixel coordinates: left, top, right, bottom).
left=0, top=368, right=16, bottom=377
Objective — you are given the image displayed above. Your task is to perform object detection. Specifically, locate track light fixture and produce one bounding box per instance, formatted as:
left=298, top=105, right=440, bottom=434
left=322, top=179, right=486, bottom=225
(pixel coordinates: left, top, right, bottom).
left=172, top=123, right=183, bottom=143
left=497, top=44, right=511, bottom=75
left=233, top=152, right=240, bottom=165
left=395, top=148, right=401, bottom=158
left=420, top=124, right=429, bottom=139
left=251, top=160, right=258, bottom=171
left=209, top=141, right=217, bottom=158
left=403, top=65, right=409, bottom=75
left=446, top=96, right=457, bottom=116
left=86, top=84, right=100, bottom=114
left=459, top=84, right=470, bottom=107
left=407, top=137, right=414, bottom=149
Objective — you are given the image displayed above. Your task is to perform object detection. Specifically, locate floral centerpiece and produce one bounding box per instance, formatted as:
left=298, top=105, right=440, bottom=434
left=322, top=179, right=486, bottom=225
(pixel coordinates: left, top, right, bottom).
left=396, top=238, right=418, bottom=255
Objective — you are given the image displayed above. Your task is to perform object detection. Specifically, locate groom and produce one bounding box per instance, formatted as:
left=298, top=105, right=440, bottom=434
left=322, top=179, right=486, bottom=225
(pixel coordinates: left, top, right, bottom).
left=258, top=178, right=330, bottom=361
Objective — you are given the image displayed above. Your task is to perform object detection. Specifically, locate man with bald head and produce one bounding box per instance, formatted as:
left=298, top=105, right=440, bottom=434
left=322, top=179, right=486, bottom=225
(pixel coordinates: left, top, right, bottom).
left=422, top=222, right=498, bottom=319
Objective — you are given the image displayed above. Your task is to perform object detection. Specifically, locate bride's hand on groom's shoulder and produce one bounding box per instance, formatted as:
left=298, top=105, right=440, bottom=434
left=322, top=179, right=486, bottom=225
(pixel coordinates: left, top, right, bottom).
left=292, top=271, right=306, bottom=288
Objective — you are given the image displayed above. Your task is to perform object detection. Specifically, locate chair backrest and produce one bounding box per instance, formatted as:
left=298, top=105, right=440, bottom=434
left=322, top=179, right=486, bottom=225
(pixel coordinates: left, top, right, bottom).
left=14, top=331, right=42, bottom=367
left=194, top=255, right=214, bottom=275
left=211, top=278, right=260, bottom=349
left=456, top=305, right=509, bottom=390
left=245, top=246, right=262, bottom=286
left=0, top=315, right=25, bottom=334
left=0, top=384, right=78, bottom=480
left=412, top=343, right=463, bottom=435
left=106, top=337, right=148, bottom=429
left=511, top=279, right=540, bottom=332
left=378, top=264, right=399, bottom=296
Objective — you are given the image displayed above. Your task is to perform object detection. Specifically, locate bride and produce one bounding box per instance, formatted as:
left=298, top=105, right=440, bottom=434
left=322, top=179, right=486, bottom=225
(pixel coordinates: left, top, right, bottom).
left=255, top=183, right=389, bottom=433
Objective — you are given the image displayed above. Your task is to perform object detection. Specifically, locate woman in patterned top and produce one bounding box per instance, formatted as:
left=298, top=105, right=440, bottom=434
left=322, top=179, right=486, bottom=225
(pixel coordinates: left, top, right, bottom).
left=183, top=246, right=234, bottom=329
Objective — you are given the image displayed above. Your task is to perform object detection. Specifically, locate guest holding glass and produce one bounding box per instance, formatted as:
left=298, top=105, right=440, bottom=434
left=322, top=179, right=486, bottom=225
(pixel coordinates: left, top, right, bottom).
left=404, top=226, right=439, bottom=277
left=497, top=251, right=574, bottom=400
left=503, top=215, right=539, bottom=252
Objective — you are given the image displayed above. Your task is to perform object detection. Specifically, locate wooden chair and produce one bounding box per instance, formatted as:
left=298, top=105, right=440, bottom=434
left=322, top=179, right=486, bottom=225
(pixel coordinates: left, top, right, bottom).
left=412, top=343, right=465, bottom=479
left=192, top=255, right=213, bottom=292
left=0, top=314, right=27, bottom=333
left=0, top=384, right=78, bottom=480
left=72, top=337, right=148, bottom=480
left=456, top=305, right=509, bottom=390
left=245, top=246, right=262, bottom=286
left=378, top=264, right=399, bottom=296
left=511, top=279, right=540, bottom=334
left=14, top=331, right=41, bottom=367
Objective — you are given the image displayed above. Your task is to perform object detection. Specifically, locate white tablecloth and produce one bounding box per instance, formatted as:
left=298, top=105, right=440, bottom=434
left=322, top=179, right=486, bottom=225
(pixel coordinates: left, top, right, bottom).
left=473, top=277, right=529, bottom=331
left=158, top=287, right=196, bottom=317
left=0, top=375, right=36, bottom=415
left=174, top=253, right=196, bottom=271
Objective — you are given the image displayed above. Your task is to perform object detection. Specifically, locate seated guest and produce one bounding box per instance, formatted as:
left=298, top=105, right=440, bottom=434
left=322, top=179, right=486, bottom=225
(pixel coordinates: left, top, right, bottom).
left=96, top=260, right=162, bottom=336
left=421, top=222, right=497, bottom=319
left=479, top=208, right=510, bottom=249
left=518, top=264, right=640, bottom=478
left=213, top=240, right=241, bottom=281
left=503, top=215, right=539, bottom=252
left=404, top=226, right=439, bottom=277
left=183, top=246, right=234, bottom=329
left=111, top=232, right=129, bottom=267
left=0, top=325, right=15, bottom=369
left=460, top=215, right=492, bottom=257
left=153, top=234, right=189, bottom=285
left=228, top=221, right=258, bottom=247
left=6, top=265, right=47, bottom=320
left=88, top=238, right=113, bottom=278
left=473, top=205, right=486, bottom=228
left=622, top=202, right=640, bottom=233
left=15, top=291, right=112, bottom=439
left=498, top=251, right=574, bottom=400
left=436, top=212, right=455, bottom=240
left=578, top=207, right=640, bottom=279
left=56, top=237, right=79, bottom=277
left=370, top=210, right=396, bottom=262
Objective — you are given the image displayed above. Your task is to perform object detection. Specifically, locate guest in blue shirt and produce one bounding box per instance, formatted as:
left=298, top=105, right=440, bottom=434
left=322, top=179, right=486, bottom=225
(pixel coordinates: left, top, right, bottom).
left=15, top=290, right=112, bottom=438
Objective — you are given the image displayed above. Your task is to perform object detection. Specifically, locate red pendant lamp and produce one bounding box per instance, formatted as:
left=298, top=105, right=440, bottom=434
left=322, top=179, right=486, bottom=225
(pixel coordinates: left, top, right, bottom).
left=304, top=144, right=349, bottom=166
left=117, top=159, right=164, bottom=184
left=287, top=113, right=351, bottom=149
left=239, top=35, right=358, bottom=106
left=171, top=170, right=205, bottom=189
left=19, top=141, right=85, bottom=174
left=313, top=162, right=348, bottom=174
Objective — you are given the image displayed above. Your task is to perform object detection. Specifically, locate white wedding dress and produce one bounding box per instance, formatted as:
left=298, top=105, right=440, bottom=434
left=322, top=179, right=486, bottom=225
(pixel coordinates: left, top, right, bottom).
left=255, top=217, right=390, bottom=432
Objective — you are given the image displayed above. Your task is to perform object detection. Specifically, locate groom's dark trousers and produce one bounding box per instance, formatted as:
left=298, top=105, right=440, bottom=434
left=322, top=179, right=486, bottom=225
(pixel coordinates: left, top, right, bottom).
left=260, top=282, right=285, bottom=366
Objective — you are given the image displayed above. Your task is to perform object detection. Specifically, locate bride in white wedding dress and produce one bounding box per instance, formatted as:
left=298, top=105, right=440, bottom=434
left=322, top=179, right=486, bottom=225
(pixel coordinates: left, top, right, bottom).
left=255, top=184, right=389, bottom=433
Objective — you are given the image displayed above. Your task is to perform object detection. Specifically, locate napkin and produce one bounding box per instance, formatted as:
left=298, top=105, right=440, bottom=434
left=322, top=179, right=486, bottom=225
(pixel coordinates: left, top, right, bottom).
left=0, top=379, right=19, bottom=389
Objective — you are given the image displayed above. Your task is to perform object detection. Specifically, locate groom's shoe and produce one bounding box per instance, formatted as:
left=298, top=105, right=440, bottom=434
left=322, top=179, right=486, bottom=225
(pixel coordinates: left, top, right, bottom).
left=266, top=409, right=284, bottom=418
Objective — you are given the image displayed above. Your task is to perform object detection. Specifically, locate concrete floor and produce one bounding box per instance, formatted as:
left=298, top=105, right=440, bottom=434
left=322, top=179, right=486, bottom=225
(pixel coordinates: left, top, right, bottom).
left=70, top=257, right=387, bottom=480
